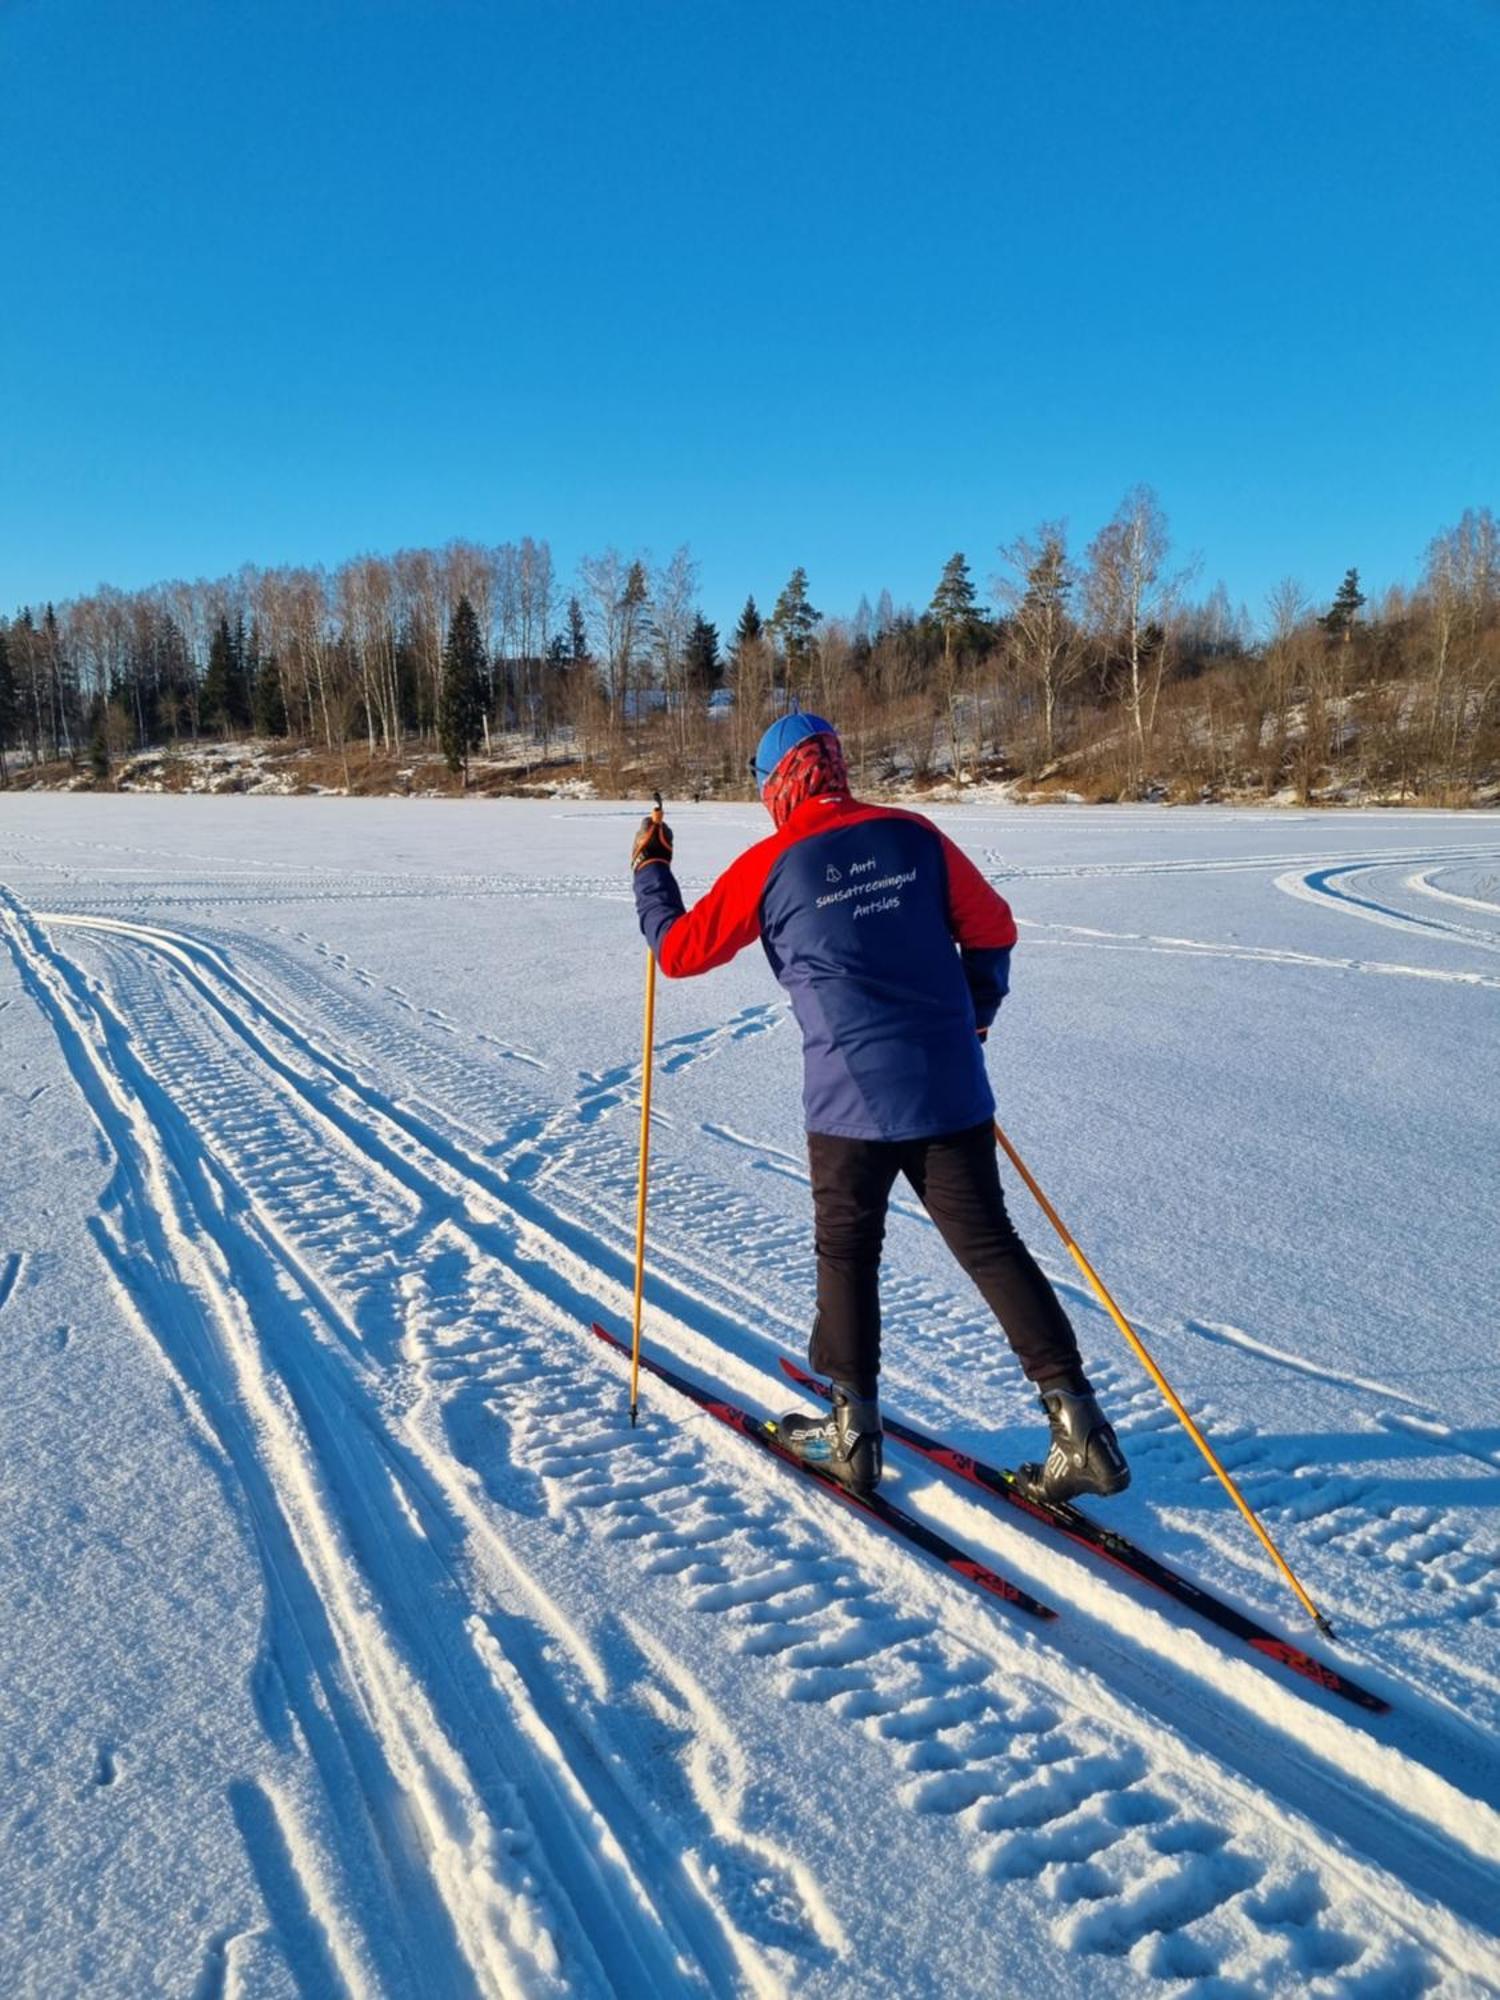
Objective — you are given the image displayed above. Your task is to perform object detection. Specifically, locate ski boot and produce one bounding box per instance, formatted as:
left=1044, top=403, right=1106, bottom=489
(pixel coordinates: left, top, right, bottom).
left=778, top=1386, right=883, bottom=1497
left=1017, top=1386, right=1130, bottom=1504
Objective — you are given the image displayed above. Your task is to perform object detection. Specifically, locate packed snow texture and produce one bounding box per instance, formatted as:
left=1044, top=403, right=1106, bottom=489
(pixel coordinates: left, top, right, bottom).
left=1, top=795, right=1498, bottom=1998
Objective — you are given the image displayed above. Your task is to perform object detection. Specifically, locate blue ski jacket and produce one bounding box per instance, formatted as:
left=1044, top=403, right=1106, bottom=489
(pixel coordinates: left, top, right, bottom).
left=633, top=795, right=1016, bottom=1142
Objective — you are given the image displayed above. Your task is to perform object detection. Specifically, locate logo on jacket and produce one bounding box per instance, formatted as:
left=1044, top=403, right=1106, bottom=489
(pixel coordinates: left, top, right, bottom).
left=825, top=864, right=842, bottom=883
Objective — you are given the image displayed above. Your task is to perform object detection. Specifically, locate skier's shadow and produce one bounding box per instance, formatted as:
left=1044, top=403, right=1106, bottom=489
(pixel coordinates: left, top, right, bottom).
left=1175, top=1427, right=1500, bottom=1517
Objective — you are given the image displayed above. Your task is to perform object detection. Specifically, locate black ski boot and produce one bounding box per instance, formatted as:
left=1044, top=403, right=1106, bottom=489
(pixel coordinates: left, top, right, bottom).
left=1017, top=1387, right=1130, bottom=1504
left=778, top=1387, right=883, bottom=1496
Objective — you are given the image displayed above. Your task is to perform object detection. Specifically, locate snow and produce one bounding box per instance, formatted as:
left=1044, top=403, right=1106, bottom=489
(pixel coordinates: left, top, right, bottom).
left=2, top=793, right=1498, bottom=1997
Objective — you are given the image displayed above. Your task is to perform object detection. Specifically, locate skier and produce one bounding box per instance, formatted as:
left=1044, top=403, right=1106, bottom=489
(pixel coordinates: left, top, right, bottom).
left=631, top=712, right=1129, bottom=1504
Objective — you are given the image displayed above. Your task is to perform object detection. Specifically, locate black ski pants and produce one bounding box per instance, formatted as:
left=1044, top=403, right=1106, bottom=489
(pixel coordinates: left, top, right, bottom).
left=807, top=1121, right=1087, bottom=1402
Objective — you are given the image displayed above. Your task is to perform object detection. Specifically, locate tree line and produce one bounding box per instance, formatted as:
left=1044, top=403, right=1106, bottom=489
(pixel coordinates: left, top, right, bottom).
left=2, top=494, right=1496, bottom=802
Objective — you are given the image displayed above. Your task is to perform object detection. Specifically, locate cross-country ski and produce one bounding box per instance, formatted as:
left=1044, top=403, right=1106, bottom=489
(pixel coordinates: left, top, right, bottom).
left=778, top=1355, right=1388, bottom=1714
left=592, top=1319, right=1057, bottom=1621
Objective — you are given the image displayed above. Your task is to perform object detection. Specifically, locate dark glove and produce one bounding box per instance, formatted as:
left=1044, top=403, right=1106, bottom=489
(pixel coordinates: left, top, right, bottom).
left=632, top=815, right=674, bottom=871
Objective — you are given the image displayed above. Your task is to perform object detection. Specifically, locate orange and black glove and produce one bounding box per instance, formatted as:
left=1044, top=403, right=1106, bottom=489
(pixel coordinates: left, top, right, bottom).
left=631, top=815, right=674, bottom=871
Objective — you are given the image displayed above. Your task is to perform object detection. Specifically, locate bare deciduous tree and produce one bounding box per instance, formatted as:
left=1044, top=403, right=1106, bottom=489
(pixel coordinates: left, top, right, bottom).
left=996, top=524, right=1081, bottom=764
left=653, top=545, right=698, bottom=758
left=1084, top=486, right=1181, bottom=769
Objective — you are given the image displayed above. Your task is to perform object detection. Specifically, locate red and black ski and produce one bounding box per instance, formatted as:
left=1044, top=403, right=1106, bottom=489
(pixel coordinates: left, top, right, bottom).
left=780, top=1356, right=1388, bottom=1715
left=591, top=1324, right=1055, bottom=1623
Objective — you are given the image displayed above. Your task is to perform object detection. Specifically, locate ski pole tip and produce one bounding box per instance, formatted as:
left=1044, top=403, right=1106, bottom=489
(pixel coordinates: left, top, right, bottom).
left=629, top=1402, right=638, bottom=1429
left=1314, top=1612, right=1338, bottom=1643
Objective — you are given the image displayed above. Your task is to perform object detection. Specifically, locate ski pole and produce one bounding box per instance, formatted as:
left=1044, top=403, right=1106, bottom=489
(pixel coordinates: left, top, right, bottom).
left=993, top=1118, right=1336, bottom=1638
left=629, top=792, right=664, bottom=1425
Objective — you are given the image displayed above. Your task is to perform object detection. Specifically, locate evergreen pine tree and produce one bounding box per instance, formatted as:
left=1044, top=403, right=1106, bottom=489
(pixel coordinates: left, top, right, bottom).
left=684, top=614, right=722, bottom=692
left=43, top=603, right=76, bottom=762
left=12, top=610, right=41, bottom=764
left=0, top=627, right=15, bottom=785
left=440, top=595, right=486, bottom=780
left=770, top=569, right=820, bottom=697
left=88, top=696, right=111, bottom=785
left=253, top=649, right=289, bottom=737
left=201, top=617, right=238, bottom=735
left=1320, top=568, right=1366, bottom=637
left=928, top=552, right=980, bottom=665
left=1020, top=536, right=1071, bottom=625
left=228, top=614, right=252, bottom=728
left=395, top=633, right=423, bottom=735
left=567, top=595, right=590, bottom=663
left=733, top=595, right=763, bottom=651
left=620, top=560, right=652, bottom=692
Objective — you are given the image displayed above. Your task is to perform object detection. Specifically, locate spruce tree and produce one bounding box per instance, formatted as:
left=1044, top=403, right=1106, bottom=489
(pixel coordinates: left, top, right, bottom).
left=201, top=617, right=239, bottom=735
left=684, top=614, right=722, bottom=692
left=620, top=561, right=652, bottom=687
left=440, top=595, right=486, bottom=780
left=228, top=615, right=252, bottom=727
left=733, top=595, right=763, bottom=651
left=0, top=627, right=15, bottom=784
left=253, top=650, right=288, bottom=737
left=88, top=697, right=111, bottom=785
left=567, top=594, right=589, bottom=663
left=1320, top=568, right=1366, bottom=637
left=42, top=603, right=77, bottom=762
left=770, top=569, right=820, bottom=697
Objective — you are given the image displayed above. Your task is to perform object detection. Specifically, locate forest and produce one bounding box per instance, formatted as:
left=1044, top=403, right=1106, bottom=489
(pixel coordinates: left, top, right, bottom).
left=3, top=489, right=1496, bottom=805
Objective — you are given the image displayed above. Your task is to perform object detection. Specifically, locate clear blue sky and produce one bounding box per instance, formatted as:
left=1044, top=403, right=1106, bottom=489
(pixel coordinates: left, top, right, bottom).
left=2, top=0, right=1497, bottom=633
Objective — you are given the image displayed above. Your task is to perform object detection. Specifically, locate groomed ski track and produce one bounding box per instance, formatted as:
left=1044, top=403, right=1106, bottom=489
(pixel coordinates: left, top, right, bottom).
left=3, top=849, right=1499, bottom=1996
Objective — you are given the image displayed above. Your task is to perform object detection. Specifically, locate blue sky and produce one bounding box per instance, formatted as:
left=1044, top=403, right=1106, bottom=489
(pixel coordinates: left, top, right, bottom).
left=2, top=0, right=1497, bottom=633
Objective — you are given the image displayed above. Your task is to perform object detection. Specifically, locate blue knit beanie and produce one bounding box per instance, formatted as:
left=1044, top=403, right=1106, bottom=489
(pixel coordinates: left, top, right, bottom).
left=753, top=711, right=838, bottom=790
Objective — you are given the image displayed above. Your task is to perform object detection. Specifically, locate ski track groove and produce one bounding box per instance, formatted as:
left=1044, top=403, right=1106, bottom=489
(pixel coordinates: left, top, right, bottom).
left=972, top=842, right=1500, bottom=990
left=1408, top=867, right=1500, bottom=921
left=0, top=1249, right=25, bottom=1316
left=1276, top=852, right=1500, bottom=955
left=5, top=891, right=1500, bottom=1995
left=1, top=898, right=737, bottom=1999
left=65, top=908, right=1500, bottom=1702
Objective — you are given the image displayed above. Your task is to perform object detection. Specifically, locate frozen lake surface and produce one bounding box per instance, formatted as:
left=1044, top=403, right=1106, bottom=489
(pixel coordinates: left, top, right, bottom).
left=2, top=795, right=1498, bottom=1997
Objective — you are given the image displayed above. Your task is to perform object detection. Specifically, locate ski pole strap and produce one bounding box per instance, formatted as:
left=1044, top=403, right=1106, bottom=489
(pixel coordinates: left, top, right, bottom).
left=993, top=1119, right=1334, bottom=1637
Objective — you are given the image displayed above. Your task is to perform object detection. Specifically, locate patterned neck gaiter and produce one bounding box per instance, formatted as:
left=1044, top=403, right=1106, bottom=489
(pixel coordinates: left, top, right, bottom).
left=763, top=731, right=850, bottom=829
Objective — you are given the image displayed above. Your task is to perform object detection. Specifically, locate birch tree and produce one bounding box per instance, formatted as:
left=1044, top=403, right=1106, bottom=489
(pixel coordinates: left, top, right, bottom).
left=653, top=545, right=698, bottom=756
left=996, top=525, right=1081, bottom=764
left=1084, top=487, right=1176, bottom=763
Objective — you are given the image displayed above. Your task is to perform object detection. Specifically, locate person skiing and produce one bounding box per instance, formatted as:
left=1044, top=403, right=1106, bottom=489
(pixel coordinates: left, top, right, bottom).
left=631, top=711, right=1129, bottom=1504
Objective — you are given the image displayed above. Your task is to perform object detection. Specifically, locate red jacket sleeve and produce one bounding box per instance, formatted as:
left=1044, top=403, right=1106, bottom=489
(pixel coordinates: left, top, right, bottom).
left=656, top=839, right=776, bottom=978
left=938, top=833, right=1017, bottom=948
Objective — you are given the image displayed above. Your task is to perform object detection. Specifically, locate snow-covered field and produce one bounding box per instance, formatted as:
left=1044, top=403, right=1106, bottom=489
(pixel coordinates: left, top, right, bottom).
left=2, top=795, right=1498, bottom=1999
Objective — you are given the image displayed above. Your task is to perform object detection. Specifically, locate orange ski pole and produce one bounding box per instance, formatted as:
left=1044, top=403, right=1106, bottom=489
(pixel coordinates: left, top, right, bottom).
left=629, top=794, right=664, bottom=1425
left=994, top=1119, right=1335, bottom=1637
